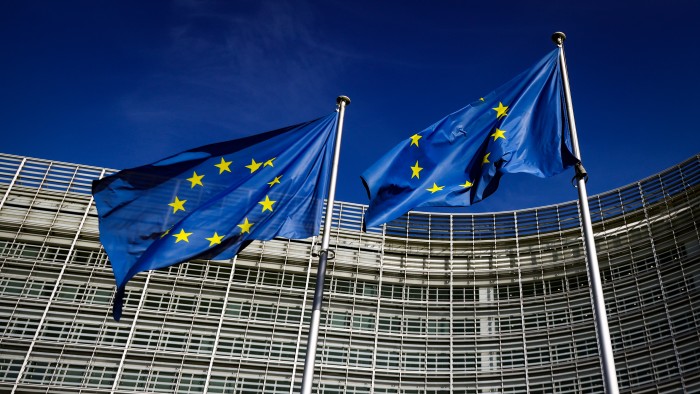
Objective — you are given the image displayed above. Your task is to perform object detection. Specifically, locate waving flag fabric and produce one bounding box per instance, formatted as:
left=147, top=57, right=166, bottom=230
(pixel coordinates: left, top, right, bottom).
left=93, top=113, right=338, bottom=320
left=361, top=49, right=577, bottom=228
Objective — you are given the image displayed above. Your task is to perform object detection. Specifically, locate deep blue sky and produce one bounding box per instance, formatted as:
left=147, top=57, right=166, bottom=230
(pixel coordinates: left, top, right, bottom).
left=3, top=1, right=699, bottom=213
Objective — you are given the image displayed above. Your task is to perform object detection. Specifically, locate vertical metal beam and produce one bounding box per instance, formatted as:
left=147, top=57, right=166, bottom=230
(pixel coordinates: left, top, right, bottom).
left=448, top=215, right=454, bottom=392
left=300, top=95, right=350, bottom=394
left=369, top=214, right=384, bottom=393
left=289, top=237, right=318, bottom=393
left=202, top=256, right=238, bottom=393
left=373, top=221, right=387, bottom=391
left=513, top=212, right=530, bottom=393
left=110, top=270, right=153, bottom=392
left=552, top=32, right=619, bottom=394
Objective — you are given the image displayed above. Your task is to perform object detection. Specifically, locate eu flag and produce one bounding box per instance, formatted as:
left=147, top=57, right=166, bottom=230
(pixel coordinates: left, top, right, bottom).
left=93, top=113, right=338, bottom=320
left=361, top=49, right=577, bottom=228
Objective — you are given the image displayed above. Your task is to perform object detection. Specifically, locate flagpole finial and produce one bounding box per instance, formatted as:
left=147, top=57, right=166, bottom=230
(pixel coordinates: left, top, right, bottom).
left=337, top=95, right=351, bottom=106
left=552, top=32, right=566, bottom=47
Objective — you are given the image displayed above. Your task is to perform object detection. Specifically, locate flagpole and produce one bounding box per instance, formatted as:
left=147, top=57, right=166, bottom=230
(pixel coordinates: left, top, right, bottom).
left=300, top=95, right=350, bottom=394
left=552, top=32, right=620, bottom=394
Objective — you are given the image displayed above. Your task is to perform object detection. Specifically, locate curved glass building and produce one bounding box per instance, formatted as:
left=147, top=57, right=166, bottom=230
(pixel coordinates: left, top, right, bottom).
left=0, top=152, right=698, bottom=393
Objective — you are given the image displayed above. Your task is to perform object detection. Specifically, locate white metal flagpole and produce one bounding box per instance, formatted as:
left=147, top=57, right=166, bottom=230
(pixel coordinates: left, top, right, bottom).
left=300, top=95, right=350, bottom=394
left=552, top=32, right=620, bottom=394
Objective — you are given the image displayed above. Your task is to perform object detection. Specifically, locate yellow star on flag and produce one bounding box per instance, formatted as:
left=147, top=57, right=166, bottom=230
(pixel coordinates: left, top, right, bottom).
left=490, top=128, right=506, bottom=141
left=258, top=195, right=276, bottom=212
left=264, top=157, right=276, bottom=167
left=173, top=228, right=192, bottom=243
left=246, top=159, right=262, bottom=173
left=168, top=196, right=187, bottom=213
left=214, top=157, right=232, bottom=174
left=410, top=161, right=423, bottom=179
left=460, top=180, right=473, bottom=188
left=410, top=134, right=422, bottom=147
left=426, top=183, right=445, bottom=193
left=492, top=102, right=509, bottom=119
left=238, top=217, right=253, bottom=234
left=268, top=175, right=283, bottom=187
left=187, top=172, right=204, bottom=188
left=206, top=232, right=224, bottom=247
left=482, top=153, right=491, bottom=166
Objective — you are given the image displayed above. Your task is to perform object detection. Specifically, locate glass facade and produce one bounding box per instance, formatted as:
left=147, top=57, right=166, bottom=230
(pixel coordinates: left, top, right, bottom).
left=0, top=152, right=698, bottom=393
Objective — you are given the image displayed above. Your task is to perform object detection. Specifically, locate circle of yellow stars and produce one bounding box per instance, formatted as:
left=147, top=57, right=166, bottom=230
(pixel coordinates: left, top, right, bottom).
left=165, top=155, right=284, bottom=249
left=406, top=100, right=509, bottom=196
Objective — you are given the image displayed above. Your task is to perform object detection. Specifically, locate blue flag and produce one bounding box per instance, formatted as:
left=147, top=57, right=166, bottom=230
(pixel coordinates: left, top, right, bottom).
left=361, top=49, right=577, bottom=228
left=93, top=113, right=338, bottom=320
